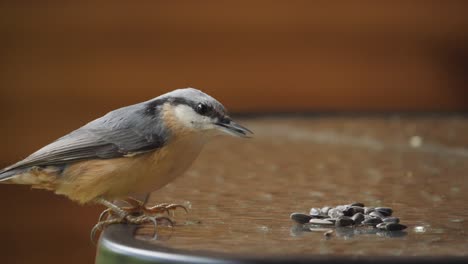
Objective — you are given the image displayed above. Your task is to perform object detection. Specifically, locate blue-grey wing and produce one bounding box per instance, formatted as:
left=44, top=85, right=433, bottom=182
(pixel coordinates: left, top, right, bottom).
left=0, top=128, right=164, bottom=179
left=0, top=100, right=169, bottom=180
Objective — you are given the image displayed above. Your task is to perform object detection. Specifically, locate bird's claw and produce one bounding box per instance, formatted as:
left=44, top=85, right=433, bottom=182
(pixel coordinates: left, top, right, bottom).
left=92, top=198, right=187, bottom=244
left=97, top=200, right=188, bottom=223
left=90, top=217, right=123, bottom=245
left=144, top=203, right=189, bottom=215
left=97, top=208, right=113, bottom=222
left=120, top=197, right=189, bottom=216
left=91, top=213, right=174, bottom=244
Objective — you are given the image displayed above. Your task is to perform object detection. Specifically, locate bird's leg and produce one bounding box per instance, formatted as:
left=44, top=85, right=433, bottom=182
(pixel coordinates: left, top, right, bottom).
left=97, top=195, right=187, bottom=222
left=142, top=192, right=188, bottom=215
left=97, top=198, right=130, bottom=218
left=91, top=198, right=173, bottom=244
left=97, top=198, right=142, bottom=222
left=126, top=196, right=189, bottom=216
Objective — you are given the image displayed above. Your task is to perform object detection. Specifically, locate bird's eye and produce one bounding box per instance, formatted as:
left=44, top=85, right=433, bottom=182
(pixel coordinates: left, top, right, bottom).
left=196, top=103, right=208, bottom=115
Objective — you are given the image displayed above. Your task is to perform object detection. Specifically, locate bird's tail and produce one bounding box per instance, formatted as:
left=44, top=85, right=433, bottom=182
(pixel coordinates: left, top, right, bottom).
left=0, top=169, right=23, bottom=184
left=1, top=166, right=62, bottom=186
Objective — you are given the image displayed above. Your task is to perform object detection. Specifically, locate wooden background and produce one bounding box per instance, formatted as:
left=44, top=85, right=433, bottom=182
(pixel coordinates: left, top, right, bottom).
left=0, top=1, right=467, bottom=263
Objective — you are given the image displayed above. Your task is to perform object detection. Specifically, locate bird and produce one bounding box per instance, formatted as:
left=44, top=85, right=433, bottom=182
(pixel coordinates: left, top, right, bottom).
left=0, top=88, right=252, bottom=240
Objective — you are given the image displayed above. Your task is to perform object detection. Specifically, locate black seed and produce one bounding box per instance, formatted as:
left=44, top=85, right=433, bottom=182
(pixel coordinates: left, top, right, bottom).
left=369, top=211, right=385, bottom=219
left=291, top=203, right=403, bottom=235
left=342, top=206, right=355, bottom=216
left=364, top=214, right=373, bottom=220
left=377, top=223, right=407, bottom=231
left=290, top=213, right=312, bottom=224
left=364, top=207, right=375, bottom=214
left=385, top=223, right=407, bottom=231
left=310, top=208, right=321, bottom=216
left=351, top=206, right=365, bottom=214
left=309, top=219, right=334, bottom=226
left=328, top=208, right=344, bottom=218
left=362, top=217, right=383, bottom=226
left=351, top=213, right=365, bottom=224
left=375, top=207, right=393, bottom=217
left=335, top=216, right=355, bottom=227
left=383, top=217, right=400, bottom=224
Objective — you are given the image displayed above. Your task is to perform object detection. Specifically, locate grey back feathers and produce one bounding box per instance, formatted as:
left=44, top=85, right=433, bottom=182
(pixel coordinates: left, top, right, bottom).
left=0, top=88, right=224, bottom=181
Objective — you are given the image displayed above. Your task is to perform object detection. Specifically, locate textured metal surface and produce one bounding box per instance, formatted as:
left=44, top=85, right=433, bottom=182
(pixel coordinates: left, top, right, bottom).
left=97, top=225, right=467, bottom=264
left=97, top=225, right=237, bottom=264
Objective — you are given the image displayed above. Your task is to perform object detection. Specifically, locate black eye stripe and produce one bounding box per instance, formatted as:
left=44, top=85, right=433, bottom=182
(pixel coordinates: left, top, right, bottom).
left=152, top=97, right=223, bottom=119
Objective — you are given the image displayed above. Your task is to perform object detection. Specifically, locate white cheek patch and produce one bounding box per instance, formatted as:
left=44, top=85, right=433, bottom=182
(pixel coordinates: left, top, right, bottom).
left=173, top=105, right=199, bottom=129
left=173, top=104, right=215, bottom=130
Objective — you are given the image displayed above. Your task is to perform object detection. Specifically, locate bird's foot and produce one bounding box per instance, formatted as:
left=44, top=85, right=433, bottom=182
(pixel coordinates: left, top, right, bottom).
left=98, top=197, right=188, bottom=222
left=125, top=197, right=189, bottom=216
left=91, top=213, right=173, bottom=244
left=91, top=197, right=187, bottom=244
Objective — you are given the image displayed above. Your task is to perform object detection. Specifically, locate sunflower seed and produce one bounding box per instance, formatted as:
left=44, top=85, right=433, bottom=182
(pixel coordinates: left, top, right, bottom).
left=351, top=213, right=365, bottom=224
left=375, top=207, right=393, bottom=217
left=351, top=206, right=365, bottom=214
left=290, top=212, right=312, bottom=224
left=364, top=207, right=375, bottom=214
left=385, top=223, right=407, bottom=231
left=383, top=217, right=400, bottom=224
left=291, top=203, right=406, bottom=237
left=342, top=206, right=355, bottom=216
left=376, top=223, right=407, bottom=231
left=335, top=216, right=355, bottom=227
left=369, top=211, right=385, bottom=219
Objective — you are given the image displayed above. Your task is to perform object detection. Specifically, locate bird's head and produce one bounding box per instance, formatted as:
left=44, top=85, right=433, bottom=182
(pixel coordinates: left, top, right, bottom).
left=157, top=88, right=253, bottom=138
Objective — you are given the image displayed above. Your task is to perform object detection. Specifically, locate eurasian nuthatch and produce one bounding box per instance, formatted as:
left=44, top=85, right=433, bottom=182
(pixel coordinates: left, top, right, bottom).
left=0, top=88, right=252, bottom=238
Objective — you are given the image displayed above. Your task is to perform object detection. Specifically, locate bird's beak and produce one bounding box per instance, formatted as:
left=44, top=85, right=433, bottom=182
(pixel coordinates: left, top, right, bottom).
left=215, top=118, right=253, bottom=138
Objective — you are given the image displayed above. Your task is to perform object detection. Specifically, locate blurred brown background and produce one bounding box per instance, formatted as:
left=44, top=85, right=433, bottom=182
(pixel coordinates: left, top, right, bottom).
left=0, top=1, right=467, bottom=263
